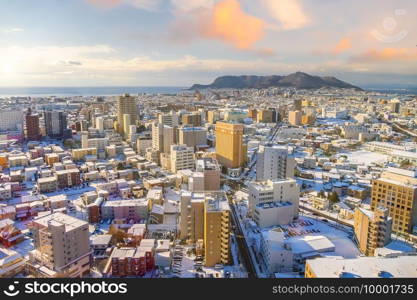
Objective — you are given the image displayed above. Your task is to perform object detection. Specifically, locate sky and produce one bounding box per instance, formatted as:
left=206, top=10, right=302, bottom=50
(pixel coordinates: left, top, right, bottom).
left=0, top=0, right=416, bottom=88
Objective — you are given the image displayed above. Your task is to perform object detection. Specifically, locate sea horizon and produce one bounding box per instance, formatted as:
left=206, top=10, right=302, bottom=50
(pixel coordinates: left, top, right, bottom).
left=0, top=86, right=187, bottom=97
left=0, top=85, right=415, bottom=97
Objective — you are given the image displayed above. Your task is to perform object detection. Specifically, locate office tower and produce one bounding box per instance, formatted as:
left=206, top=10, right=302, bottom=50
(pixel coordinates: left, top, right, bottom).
left=204, top=194, right=230, bottom=267
left=170, top=144, right=195, bottom=173
left=179, top=127, right=207, bottom=150
left=256, top=145, right=295, bottom=181
left=371, top=167, right=417, bottom=234
left=179, top=191, right=205, bottom=242
left=27, top=213, right=91, bottom=277
left=181, top=113, right=202, bottom=127
left=215, top=122, right=246, bottom=169
left=354, top=207, right=392, bottom=256
left=44, top=111, right=68, bottom=138
left=288, top=110, right=302, bottom=126
left=293, top=99, right=302, bottom=111
left=158, top=111, right=178, bottom=127
left=248, top=179, right=299, bottom=217
left=117, top=94, right=138, bottom=135
left=26, top=111, right=41, bottom=141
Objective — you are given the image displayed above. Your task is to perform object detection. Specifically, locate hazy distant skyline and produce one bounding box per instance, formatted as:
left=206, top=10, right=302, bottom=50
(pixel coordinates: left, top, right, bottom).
left=0, top=0, right=416, bottom=87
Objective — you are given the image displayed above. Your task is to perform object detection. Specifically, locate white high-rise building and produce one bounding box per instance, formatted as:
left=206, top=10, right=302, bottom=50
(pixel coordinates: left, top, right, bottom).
left=0, top=110, right=24, bottom=131
left=170, top=144, right=195, bottom=173
left=248, top=179, right=299, bottom=218
left=256, top=145, right=295, bottom=181
left=158, top=111, right=179, bottom=127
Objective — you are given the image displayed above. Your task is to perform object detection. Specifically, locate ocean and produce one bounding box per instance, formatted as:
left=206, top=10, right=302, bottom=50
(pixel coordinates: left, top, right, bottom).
left=0, top=86, right=415, bottom=97
left=0, top=86, right=186, bottom=97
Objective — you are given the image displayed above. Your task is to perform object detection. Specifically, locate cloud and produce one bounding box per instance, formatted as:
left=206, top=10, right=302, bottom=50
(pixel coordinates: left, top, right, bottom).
left=203, top=0, right=265, bottom=49
left=262, top=0, right=309, bottom=30
left=2, top=28, right=24, bottom=33
left=170, top=0, right=214, bottom=13
left=171, top=0, right=266, bottom=50
left=57, top=60, right=83, bottom=66
left=350, top=48, right=417, bottom=62
left=332, top=37, right=352, bottom=54
left=86, top=0, right=162, bottom=11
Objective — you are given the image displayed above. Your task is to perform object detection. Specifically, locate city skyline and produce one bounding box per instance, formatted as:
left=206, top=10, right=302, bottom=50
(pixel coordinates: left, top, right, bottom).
left=0, top=0, right=416, bottom=88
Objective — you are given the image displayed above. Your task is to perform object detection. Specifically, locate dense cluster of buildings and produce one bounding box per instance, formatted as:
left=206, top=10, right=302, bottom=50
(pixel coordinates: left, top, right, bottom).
left=0, top=87, right=416, bottom=278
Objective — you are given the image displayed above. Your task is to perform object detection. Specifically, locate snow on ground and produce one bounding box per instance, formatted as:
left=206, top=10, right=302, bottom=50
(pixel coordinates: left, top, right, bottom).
left=344, top=150, right=389, bottom=166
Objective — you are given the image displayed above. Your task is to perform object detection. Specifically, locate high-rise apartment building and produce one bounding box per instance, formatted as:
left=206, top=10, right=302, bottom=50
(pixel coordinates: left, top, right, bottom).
left=204, top=193, right=230, bottom=267
left=152, top=123, right=176, bottom=155
left=117, top=94, right=138, bottom=135
left=256, top=145, right=295, bottom=181
left=181, top=113, right=202, bottom=127
left=170, top=144, right=195, bottom=173
left=158, top=111, right=178, bottom=127
left=354, top=207, right=392, bottom=256
left=370, top=167, right=417, bottom=234
left=44, top=111, right=68, bottom=138
left=179, top=191, right=205, bottom=242
left=215, top=122, right=246, bottom=169
left=0, top=110, right=24, bottom=131
left=27, top=213, right=91, bottom=278
left=26, top=111, right=41, bottom=141
left=179, top=127, right=207, bottom=150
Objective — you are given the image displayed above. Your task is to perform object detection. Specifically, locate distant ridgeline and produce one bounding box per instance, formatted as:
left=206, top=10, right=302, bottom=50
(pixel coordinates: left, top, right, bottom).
left=190, top=72, right=362, bottom=90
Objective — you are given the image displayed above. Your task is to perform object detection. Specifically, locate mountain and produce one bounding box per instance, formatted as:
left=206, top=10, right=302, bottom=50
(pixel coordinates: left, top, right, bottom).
left=189, top=72, right=362, bottom=90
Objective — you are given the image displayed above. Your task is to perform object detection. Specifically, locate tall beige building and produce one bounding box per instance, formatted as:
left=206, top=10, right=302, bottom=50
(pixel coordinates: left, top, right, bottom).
left=371, top=167, right=417, bottom=234
left=354, top=207, right=392, bottom=256
left=204, top=194, right=231, bottom=267
left=123, top=113, right=132, bottom=138
left=152, top=123, right=176, bottom=155
left=215, top=122, right=246, bottom=169
left=117, top=94, right=138, bottom=135
left=288, top=110, right=302, bottom=126
left=27, top=213, right=91, bottom=278
left=179, top=192, right=205, bottom=242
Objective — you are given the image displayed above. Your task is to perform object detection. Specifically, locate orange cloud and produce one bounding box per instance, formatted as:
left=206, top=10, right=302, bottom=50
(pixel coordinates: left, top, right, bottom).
left=202, top=0, right=266, bottom=50
left=262, top=0, right=309, bottom=30
left=351, top=48, right=417, bottom=62
left=332, top=37, right=352, bottom=54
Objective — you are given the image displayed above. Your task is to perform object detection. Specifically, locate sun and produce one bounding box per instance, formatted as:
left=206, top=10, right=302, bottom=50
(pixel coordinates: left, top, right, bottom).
left=1, top=62, right=16, bottom=75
